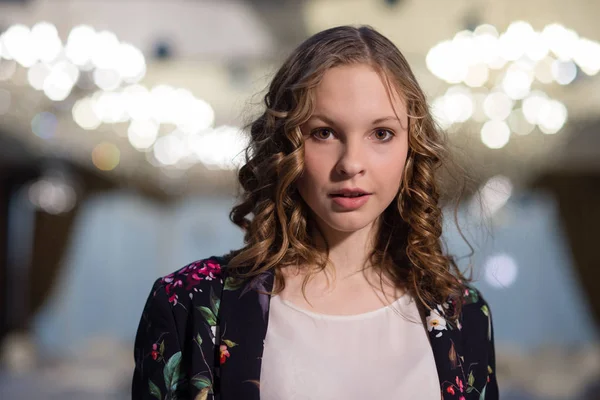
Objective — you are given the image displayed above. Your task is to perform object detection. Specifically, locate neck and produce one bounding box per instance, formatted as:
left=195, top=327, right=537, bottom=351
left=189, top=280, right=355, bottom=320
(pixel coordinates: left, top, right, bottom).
left=312, top=218, right=380, bottom=281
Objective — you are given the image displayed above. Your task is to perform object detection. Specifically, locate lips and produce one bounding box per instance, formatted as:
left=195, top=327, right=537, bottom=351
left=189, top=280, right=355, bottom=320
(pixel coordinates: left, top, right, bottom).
left=328, top=188, right=371, bottom=198
left=328, top=188, right=372, bottom=210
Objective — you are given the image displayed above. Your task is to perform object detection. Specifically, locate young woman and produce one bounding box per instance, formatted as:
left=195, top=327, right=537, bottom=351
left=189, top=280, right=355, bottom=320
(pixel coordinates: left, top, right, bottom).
left=133, top=25, right=499, bottom=400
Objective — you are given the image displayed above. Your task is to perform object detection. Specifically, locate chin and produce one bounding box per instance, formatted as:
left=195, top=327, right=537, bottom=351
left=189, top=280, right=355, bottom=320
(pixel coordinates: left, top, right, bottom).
left=321, top=214, right=376, bottom=234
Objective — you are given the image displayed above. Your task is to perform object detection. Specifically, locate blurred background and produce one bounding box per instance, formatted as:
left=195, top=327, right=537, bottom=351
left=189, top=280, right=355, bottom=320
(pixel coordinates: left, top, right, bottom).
left=0, top=0, right=598, bottom=399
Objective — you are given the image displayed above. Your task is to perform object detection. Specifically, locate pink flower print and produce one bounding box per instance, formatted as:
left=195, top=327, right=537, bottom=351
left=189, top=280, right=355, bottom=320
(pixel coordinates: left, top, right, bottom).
left=164, top=278, right=183, bottom=295
left=455, top=376, right=464, bottom=392
left=168, top=293, right=178, bottom=305
left=185, top=260, right=221, bottom=289
left=205, top=260, right=221, bottom=273
left=459, top=397, right=465, bottom=400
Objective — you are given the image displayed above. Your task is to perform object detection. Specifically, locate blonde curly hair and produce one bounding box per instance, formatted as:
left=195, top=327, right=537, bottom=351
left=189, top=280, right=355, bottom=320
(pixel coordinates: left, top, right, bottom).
left=227, top=25, right=469, bottom=317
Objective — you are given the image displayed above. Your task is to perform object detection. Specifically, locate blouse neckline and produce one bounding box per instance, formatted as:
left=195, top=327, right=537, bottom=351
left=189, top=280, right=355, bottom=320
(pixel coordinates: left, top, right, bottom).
left=273, top=293, right=409, bottom=321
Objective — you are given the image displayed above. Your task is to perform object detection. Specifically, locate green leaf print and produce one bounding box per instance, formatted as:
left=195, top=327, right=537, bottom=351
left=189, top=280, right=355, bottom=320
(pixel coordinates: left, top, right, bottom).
left=209, top=287, right=220, bottom=318
left=160, top=341, right=165, bottom=357
left=223, top=277, right=243, bottom=291
left=163, top=351, right=183, bottom=392
left=149, top=380, right=162, bottom=400
left=480, top=384, right=487, bottom=399
left=196, top=306, right=217, bottom=326
left=482, top=305, right=492, bottom=340
left=468, top=288, right=479, bottom=304
left=222, top=339, right=238, bottom=348
left=468, top=371, right=475, bottom=386
left=481, top=305, right=489, bottom=316
left=191, top=375, right=212, bottom=390
left=195, top=333, right=203, bottom=347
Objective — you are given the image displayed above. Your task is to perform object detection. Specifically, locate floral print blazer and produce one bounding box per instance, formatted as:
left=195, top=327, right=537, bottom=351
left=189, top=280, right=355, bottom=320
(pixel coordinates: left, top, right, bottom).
left=132, top=257, right=499, bottom=399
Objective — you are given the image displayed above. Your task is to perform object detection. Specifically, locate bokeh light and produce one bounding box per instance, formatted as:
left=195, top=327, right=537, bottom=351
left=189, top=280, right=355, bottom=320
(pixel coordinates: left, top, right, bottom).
left=538, top=100, right=568, bottom=134
left=2, top=24, right=37, bottom=68
left=31, top=112, right=58, bottom=139
left=507, top=109, right=535, bottom=136
left=127, top=120, right=159, bottom=150
left=481, top=120, right=511, bottom=149
left=92, top=142, right=120, bottom=171
left=30, top=22, right=62, bottom=64
left=43, top=61, right=79, bottom=101
left=484, top=253, right=519, bottom=288
left=426, top=21, right=600, bottom=144
left=72, top=97, right=102, bottom=130
left=190, top=126, right=248, bottom=170
left=551, top=60, right=577, bottom=85
left=27, top=62, right=52, bottom=90
left=469, top=175, right=514, bottom=219
left=28, top=178, right=77, bottom=214
left=65, top=25, right=97, bottom=68
left=483, top=91, right=513, bottom=121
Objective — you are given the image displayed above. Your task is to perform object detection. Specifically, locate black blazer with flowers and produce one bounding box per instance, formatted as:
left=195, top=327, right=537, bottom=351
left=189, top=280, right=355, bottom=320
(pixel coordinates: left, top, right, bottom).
left=132, top=257, right=499, bottom=399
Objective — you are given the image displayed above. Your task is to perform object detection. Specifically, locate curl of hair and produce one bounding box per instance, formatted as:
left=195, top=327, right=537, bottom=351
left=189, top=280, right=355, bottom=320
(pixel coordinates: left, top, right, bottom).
left=227, top=25, right=469, bottom=319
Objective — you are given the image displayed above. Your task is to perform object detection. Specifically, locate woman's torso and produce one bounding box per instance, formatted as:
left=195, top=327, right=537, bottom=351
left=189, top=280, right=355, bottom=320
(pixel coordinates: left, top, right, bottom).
left=259, top=266, right=440, bottom=399
left=260, top=292, right=441, bottom=399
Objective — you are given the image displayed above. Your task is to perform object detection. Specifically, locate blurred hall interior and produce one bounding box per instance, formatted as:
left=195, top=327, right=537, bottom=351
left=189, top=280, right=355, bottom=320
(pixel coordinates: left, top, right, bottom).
left=0, top=0, right=599, bottom=399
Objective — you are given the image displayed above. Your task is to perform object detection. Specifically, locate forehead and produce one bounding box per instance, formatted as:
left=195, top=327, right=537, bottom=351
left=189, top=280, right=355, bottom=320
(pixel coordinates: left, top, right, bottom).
left=311, top=64, right=407, bottom=120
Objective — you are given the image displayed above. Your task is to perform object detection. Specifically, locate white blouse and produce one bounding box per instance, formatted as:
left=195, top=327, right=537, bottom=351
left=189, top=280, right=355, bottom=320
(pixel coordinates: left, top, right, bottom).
left=260, top=293, right=440, bottom=400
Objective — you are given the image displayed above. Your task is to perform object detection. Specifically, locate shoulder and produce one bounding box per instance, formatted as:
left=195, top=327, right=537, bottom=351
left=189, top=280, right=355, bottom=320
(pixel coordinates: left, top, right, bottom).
left=459, top=285, right=493, bottom=325
left=427, top=285, right=493, bottom=334
left=134, top=257, right=230, bottom=397
left=155, top=257, right=227, bottom=304
left=452, top=285, right=495, bottom=349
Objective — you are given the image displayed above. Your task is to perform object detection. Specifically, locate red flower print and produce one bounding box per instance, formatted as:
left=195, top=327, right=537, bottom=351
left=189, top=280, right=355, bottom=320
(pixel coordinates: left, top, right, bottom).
left=151, top=343, right=160, bottom=360
left=168, top=293, right=178, bottom=305
left=447, top=386, right=455, bottom=395
left=220, top=344, right=230, bottom=365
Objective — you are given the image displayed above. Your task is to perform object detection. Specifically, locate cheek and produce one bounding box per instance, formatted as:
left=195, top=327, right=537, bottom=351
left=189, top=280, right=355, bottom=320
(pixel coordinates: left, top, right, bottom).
left=301, top=147, right=332, bottom=183
left=296, top=152, right=322, bottom=199
left=376, top=144, right=408, bottom=184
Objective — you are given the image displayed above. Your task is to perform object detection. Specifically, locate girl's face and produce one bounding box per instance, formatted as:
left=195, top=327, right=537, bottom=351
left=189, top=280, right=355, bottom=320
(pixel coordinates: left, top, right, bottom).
left=297, top=63, right=409, bottom=237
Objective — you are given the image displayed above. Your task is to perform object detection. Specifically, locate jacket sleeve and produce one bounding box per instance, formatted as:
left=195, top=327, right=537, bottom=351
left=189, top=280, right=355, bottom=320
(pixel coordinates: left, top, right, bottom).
left=132, top=279, right=185, bottom=400
left=461, top=287, right=500, bottom=399
left=484, top=302, right=499, bottom=399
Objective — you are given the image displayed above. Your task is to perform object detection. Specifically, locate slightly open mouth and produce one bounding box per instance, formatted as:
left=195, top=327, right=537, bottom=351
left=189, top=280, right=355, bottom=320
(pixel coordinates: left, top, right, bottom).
left=329, top=193, right=369, bottom=198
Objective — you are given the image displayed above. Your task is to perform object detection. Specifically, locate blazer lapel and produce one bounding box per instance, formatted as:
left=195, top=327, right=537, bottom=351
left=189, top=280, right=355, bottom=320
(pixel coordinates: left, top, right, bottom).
left=217, top=269, right=274, bottom=399
left=423, top=302, right=467, bottom=399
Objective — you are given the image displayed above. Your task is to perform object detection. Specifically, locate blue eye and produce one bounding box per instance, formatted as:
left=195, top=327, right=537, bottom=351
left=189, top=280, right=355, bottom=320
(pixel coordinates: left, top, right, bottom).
left=312, top=128, right=335, bottom=140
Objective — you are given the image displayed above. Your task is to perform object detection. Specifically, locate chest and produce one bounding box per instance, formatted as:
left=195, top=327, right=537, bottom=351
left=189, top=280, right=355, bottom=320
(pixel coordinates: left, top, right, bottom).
left=276, top=267, right=405, bottom=316
left=259, top=294, right=441, bottom=400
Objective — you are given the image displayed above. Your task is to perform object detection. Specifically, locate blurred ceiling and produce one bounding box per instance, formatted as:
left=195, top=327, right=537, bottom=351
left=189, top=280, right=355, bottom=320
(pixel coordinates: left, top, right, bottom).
left=0, top=0, right=599, bottom=194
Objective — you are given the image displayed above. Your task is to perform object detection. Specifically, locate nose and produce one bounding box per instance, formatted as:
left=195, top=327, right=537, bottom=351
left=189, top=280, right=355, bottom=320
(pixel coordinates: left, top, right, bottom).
left=334, top=138, right=366, bottom=177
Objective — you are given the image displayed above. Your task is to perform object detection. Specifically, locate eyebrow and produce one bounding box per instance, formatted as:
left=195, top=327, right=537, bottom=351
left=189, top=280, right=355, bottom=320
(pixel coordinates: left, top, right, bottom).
left=309, top=114, right=401, bottom=126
